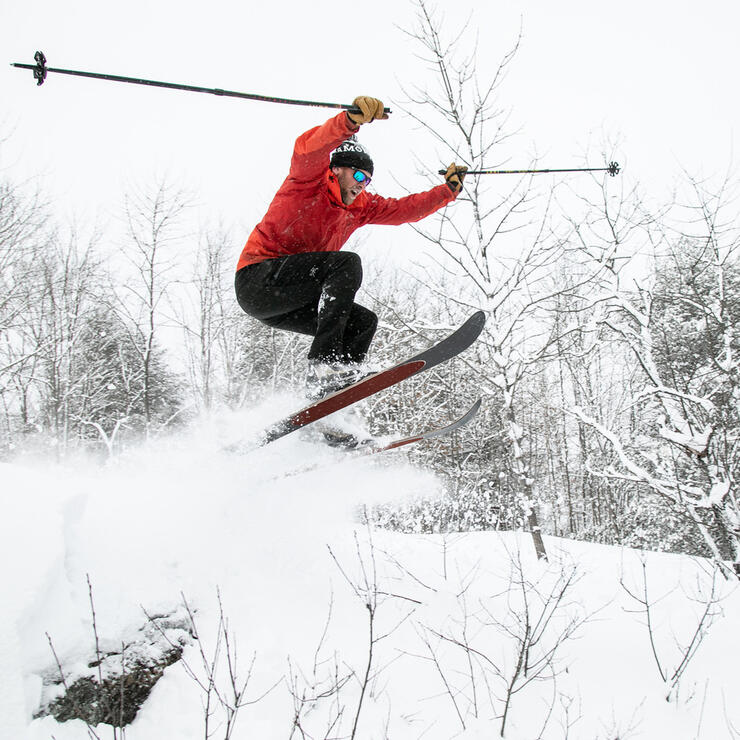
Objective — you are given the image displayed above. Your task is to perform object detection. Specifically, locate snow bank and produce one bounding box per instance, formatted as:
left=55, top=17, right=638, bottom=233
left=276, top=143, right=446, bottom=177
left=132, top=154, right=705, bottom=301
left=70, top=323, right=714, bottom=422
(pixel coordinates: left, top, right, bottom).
left=1, top=406, right=738, bottom=739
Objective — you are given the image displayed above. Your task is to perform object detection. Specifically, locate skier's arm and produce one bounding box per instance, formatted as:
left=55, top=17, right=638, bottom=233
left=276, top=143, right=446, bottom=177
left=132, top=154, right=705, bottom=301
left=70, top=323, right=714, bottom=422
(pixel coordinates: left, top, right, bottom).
left=363, top=184, right=458, bottom=227
left=289, top=97, right=388, bottom=182
left=363, top=162, right=466, bottom=226
left=289, top=112, right=360, bottom=182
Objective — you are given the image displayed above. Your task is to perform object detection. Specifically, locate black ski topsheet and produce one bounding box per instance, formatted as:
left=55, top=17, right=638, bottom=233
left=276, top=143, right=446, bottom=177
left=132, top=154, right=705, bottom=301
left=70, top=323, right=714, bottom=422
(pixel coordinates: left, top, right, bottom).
left=403, top=311, right=485, bottom=374
left=260, top=310, right=486, bottom=446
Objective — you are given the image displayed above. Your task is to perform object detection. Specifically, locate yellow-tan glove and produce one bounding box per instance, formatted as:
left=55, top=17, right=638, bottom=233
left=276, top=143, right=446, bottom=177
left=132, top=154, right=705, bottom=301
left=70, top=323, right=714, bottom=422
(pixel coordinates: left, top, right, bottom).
left=444, top=162, right=468, bottom=193
left=347, top=96, right=389, bottom=125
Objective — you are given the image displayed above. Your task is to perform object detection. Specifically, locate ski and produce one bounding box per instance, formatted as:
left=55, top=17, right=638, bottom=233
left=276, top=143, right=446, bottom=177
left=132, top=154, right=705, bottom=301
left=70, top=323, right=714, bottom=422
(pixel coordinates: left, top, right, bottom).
left=260, top=311, right=486, bottom=446
left=272, top=400, right=483, bottom=481
left=360, top=398, right=482, bottom=455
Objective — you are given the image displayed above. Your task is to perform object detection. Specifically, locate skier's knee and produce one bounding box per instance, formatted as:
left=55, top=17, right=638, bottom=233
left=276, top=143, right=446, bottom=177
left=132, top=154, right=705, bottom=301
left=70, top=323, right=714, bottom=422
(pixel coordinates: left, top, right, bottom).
left=352, top=304, right=377, bottom=335
left=338, top=251, right=363, bottom=287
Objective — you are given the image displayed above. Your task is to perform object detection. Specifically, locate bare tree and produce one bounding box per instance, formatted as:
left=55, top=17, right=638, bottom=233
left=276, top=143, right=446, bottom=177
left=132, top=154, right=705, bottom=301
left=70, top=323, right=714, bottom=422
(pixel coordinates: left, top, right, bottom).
left=173, top=225, right=233, bottom=411
left=0, top=175, right=47, bottom=334
left=401, top=539, right=590, bottom=737
left=19, top=227, right=107, bottom=453
left=397, top=0, right=617, bottom=558
left=327, top=526, right=418, bottom=739
left=145, top=589, right=279, bottom=740
left=620, top=557, right=724, bottom=703
left=116, top=180, right=188, bottom=433
left=0, top=174, right=49, bottom=445
left=286, top=592, right=353, bottom=739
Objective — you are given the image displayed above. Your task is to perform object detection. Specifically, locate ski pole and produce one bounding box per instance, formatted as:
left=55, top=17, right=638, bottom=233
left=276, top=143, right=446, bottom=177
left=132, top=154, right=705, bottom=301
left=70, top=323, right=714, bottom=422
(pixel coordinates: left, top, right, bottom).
left=438, top=162, right=620, bottom=177
left=11, top=51, right=392, bottom=117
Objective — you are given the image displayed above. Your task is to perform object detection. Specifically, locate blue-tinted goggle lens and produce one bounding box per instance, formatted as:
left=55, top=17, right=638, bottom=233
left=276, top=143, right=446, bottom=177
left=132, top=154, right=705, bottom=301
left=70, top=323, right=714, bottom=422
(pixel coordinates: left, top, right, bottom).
left=353, top=169, right=371, bottom=185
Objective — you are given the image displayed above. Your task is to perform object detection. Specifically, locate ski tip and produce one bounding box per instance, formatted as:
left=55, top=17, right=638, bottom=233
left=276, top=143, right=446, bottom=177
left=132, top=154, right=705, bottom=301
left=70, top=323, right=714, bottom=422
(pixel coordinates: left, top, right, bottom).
left=434, top=397, right=482, bottom=435
left=457, top=310, right=486, bottom=345
left=458, top=397, right=482, bottom=425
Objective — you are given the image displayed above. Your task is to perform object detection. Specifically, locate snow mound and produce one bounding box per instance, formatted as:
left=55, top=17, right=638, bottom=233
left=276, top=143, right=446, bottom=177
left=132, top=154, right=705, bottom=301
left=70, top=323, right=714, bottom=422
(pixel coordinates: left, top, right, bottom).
left=1, top=408, right=737, bottom=739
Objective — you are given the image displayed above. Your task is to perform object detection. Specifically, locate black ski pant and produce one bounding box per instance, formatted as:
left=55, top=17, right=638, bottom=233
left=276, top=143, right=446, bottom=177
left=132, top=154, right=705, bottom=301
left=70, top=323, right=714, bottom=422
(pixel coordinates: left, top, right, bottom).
left=235, top=251, right=378, bottom=364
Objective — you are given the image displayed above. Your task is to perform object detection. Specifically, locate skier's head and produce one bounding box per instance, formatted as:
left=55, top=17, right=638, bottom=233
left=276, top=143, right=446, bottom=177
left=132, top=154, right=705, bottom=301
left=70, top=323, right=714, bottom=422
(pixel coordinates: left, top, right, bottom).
left=330, top=137, right=374, bottom=206
left=330, top=136, right=374, bottom=175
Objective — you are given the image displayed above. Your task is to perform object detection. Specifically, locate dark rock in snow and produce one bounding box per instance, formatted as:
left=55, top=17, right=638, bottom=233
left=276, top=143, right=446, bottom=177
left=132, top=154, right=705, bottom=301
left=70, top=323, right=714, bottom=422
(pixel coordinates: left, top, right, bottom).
left=35, top=609, right=194, bottom=728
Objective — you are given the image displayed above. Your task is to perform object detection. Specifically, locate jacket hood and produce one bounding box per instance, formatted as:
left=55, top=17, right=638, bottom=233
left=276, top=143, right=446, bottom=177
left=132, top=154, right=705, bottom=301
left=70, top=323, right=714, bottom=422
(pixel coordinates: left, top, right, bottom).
left=326, top=170, right=369, bottom=210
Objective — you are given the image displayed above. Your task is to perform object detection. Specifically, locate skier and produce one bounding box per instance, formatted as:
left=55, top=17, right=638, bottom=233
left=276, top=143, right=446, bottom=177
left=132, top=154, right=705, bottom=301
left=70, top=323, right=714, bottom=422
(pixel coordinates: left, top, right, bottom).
left=235, top=95, right=467, bottom=400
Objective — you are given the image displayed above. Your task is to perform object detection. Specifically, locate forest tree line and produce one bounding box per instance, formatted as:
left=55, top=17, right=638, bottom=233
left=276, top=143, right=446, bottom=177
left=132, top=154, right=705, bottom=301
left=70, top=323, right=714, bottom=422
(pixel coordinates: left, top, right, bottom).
left=1, top=162, right=738, bottom=572
left=2, top=2, right=738, bottom=574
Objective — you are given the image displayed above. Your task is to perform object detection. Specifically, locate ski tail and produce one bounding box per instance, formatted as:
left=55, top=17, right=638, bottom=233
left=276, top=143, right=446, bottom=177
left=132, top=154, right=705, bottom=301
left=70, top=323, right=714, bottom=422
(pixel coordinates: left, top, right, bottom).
left=261, top=360, right=425, bottom=444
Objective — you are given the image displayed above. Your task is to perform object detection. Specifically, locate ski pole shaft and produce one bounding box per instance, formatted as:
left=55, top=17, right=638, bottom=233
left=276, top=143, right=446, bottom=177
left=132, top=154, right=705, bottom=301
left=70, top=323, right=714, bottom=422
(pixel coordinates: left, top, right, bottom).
left=438, top=163, right=621, bottom=177
left=11, top=51, right=392, bottom=116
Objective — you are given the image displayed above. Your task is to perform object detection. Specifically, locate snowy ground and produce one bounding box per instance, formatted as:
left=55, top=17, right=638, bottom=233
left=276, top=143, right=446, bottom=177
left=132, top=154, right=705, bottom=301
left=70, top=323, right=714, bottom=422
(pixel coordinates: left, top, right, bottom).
left=1, top=399, right=739, bottom=740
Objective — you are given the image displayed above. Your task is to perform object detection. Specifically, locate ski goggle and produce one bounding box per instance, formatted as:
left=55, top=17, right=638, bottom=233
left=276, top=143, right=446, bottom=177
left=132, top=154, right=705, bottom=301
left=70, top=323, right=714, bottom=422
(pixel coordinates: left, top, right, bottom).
left=352, top=169, right=372, bottom=186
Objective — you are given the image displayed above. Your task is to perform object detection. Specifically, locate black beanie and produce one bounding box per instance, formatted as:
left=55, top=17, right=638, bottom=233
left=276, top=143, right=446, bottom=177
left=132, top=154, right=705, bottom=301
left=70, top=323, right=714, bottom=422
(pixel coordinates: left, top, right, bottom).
left=329, top=137, right=374, bottom=175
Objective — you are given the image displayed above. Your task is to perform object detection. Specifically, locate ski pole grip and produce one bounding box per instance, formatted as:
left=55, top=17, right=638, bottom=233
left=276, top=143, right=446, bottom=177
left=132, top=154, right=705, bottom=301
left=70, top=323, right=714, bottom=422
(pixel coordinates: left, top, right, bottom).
left=346, top=105, right=392, bottom=116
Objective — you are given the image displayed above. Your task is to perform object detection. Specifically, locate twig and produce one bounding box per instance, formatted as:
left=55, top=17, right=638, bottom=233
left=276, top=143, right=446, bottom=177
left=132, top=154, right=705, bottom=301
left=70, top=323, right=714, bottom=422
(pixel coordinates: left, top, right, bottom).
left=417, top=626, right=466, bottom=731
left=45, top=632, right=101, bottom=740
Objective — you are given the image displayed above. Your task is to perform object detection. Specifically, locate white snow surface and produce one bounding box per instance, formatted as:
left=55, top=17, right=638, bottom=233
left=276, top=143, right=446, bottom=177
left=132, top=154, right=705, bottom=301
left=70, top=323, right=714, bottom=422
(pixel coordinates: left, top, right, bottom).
left=1, top=398, right=739, bottom=740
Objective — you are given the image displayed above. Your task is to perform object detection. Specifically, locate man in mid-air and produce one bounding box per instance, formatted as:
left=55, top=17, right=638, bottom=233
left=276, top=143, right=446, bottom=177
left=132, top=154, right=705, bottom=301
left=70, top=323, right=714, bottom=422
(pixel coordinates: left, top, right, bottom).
left=235, top=95, right=466, bottom=400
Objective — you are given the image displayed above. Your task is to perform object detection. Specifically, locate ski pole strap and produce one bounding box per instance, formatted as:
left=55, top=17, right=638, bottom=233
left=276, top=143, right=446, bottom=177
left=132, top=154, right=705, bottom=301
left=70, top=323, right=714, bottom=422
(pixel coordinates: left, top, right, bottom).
left=436, top=163, right=621, bottom=177
left=11, top=51, right=392, bottom=116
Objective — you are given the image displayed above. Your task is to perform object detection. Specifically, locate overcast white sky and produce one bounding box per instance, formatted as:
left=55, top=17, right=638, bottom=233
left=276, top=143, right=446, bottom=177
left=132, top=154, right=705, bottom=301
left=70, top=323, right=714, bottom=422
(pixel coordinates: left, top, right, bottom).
left=2, top=0, right=739, bottom=259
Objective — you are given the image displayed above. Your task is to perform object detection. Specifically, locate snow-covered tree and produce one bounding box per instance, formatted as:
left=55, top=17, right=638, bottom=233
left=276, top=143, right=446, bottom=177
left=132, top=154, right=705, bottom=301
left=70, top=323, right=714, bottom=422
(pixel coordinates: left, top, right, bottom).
left=395, top=0, right=619, bottom=558
left=566, top=173, right=740, bottom=576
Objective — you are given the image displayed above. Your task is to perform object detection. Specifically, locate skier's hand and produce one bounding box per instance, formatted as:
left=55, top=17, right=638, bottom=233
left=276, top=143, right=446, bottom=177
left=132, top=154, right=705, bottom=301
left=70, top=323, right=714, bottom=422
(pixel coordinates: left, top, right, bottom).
left=444, top=163, right=468, bottom=193
left=347, top=96, right=389, bottom=125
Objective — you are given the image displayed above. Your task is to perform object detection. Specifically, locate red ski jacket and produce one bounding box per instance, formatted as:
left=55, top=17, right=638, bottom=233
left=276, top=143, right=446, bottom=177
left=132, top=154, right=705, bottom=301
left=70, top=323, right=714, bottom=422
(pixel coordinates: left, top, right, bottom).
left=236, top=112, right=458, bottom=271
